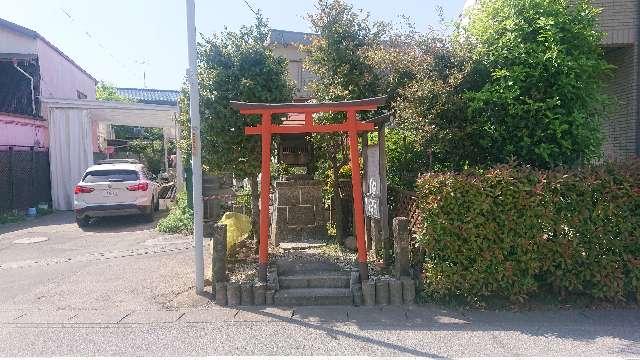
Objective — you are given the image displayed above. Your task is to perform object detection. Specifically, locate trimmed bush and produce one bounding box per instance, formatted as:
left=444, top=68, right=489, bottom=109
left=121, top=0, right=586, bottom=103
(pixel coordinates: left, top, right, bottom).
left=416, top=162, right=640, bottom=303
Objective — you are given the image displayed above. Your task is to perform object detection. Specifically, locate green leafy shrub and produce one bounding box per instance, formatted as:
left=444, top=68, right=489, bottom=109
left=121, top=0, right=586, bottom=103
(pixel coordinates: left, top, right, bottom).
left=463, top=0, right=612, bottom=168
left=0, top=212, right=25, bottom=225
left=417, top=162, right=640, bottom=304
left=157, top=191, right=193, bottom=234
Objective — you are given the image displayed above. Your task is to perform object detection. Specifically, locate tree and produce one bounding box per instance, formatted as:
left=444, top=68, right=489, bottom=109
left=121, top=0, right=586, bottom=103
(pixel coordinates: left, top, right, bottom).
left=96, top=81, right=132, bottom=102
left=184, top=13, right=293, bottom=247
left=367, top=25, right=485, bottom=184
left=303, top=0, right=389, bottom=243
left=463, top=0, right=611, bottom=168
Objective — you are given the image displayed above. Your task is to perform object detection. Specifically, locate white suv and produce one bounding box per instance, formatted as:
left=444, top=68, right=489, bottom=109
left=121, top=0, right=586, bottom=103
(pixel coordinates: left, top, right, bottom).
left=73, top=160, right=159, bottom=227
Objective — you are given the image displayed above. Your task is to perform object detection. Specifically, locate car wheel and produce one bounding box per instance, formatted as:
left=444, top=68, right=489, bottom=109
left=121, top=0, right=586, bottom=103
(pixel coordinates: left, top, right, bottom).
left=76, top=216, right=90, bottom=228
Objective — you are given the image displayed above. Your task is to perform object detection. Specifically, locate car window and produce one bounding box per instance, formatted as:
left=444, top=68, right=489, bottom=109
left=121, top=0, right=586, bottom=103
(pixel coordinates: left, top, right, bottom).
left=82, top=169, right=139, bottom=183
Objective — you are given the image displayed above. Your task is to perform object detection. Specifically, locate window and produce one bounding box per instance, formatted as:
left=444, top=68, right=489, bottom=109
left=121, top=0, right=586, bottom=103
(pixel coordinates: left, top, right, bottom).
left=82, top=169, right=139, bottom=183
left=77, top=90, right=87, bottom=99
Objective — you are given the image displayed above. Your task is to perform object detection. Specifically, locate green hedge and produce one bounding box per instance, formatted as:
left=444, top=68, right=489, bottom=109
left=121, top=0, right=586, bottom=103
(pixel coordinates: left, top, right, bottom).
left=416, top=162, right=640, bottom=303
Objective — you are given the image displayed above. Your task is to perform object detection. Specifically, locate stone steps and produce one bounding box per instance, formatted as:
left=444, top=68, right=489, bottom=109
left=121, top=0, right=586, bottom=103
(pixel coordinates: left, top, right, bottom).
left=279, top=272, right=350, bottom=289
left=273, top=288, right=353, bottom=306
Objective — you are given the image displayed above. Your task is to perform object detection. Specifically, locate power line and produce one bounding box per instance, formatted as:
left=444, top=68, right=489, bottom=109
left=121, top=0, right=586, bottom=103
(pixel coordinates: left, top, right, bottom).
left=242, top=0, right=259, bottom=17
left=58, top=7, right=148, bottom=85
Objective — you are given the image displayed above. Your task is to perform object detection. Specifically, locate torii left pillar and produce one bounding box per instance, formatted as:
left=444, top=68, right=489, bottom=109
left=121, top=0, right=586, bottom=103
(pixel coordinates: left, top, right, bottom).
left=231, top=97, right=387, bottom=283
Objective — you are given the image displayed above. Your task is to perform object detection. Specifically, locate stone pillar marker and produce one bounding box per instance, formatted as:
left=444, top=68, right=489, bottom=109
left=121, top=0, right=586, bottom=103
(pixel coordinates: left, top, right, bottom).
left=254, top=284, right=266, bottom=306
left=211, top=223, right=228, bottom=284
left=393, top=217, right=411, bottom=278
left=402, top=278, right=416, bottom=304
left=389, top=279, right=403, bottom=305
left=362, top=279, right=376, bottom=306
left=227, top=282, right=241, bottom=306
left=265, top=290, right=275, bottom=305
left=371, top=219, right=383, bottom=259
left=350, top=272, right=363, bottom=306
left=215, top=282, right=227, bottom=305
left=375, top=279, right=390, bottom=305
left=240, top=283, right=254, bottom=306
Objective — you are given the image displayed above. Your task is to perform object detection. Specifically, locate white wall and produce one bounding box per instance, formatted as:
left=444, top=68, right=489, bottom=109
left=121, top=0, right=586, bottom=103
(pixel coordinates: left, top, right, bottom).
left=36, top=38, right=96, bottom=100
left=0, top=27, right=36, bottom=54
left=272, top=45, right=314, bottom=99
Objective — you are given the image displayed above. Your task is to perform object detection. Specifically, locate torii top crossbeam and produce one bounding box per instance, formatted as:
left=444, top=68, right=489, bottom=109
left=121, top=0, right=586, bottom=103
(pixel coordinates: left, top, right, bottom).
left=231, top=96, right=387, bottom=282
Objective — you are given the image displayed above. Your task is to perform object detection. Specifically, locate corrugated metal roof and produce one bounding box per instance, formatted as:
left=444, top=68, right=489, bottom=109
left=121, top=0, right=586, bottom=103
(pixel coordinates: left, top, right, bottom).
left=268, top=29, right=316, bottom=46
left=115, top=88, right=180, bottom=106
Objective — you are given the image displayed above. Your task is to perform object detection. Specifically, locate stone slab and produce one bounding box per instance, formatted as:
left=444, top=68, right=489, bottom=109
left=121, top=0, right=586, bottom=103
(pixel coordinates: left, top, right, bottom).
left=12, top=311, right=79, bottom=324
left=277, top=189, right=301, bottom=206
left=286, top=205, right=315, bottom=226
left=180, top=309, right=238, bottom=323
left=275, top=179, right=323, bottom=187
left=278, top=242, right=325, bottom=251
left=293, top=306, right=349, bottom=322
left=274, top=288, right=353, bottom=306
left=308, top=275, right=350, bottom=289
left=234, top=307, right=293, bottom=322
left=119, top=310, right=184, bottom=324
left=279, top=274, right=350, bottom=289
left=405, top=306, right=468, bottom=325
left=300, top=188, right=323, bottom=204
left=0, top=311, right=26, bottom=323
left=348, top=307, right=407, bottom=323
left=68, top=311, right=130, bottom=324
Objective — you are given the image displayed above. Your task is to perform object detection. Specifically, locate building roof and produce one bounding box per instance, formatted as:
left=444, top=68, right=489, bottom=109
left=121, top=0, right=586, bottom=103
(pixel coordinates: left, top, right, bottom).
left=0, top=17, right=97, bottom=83
left=115, top=88, right=180, bottom=106
left=268, top=29, right=316, bottom=47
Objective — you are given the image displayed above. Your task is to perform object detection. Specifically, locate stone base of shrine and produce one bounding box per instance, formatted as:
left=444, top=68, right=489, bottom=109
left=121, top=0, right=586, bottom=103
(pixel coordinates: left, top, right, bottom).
left=270, top=179, right=328, bottom=246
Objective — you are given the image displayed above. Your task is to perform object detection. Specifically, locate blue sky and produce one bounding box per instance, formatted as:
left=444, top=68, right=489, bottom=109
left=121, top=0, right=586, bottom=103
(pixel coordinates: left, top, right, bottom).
left=2, top=0, right=466, bottom=90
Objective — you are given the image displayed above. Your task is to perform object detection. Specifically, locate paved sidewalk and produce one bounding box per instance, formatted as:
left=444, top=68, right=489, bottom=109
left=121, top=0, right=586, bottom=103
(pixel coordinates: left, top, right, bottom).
left=1, top=305, right=639, bottom=356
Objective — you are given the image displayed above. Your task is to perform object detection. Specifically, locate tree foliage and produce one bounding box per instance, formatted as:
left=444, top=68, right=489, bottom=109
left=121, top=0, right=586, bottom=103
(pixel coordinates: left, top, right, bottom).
left=96, top=82, right=132, bottom=102
left=304, top=0, right=386, bottom=103
left=195, top=13, right=294, bottom=179
left=303, top=0, right=388, bottom=173
left=462, top=0, right=611, bottom=168
left=177, top=13, right=293, bottom=244
left=303, top=0, right=389, bottom=240
left=368, top=25, right=485, bottom=184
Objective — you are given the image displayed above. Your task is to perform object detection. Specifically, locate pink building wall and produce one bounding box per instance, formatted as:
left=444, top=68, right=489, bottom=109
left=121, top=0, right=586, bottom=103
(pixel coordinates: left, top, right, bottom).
left=36, top=38, right=96, bottom=101
left=0, top=113, right=48, bottom=150
left=1, top=24, right=99, bottom=152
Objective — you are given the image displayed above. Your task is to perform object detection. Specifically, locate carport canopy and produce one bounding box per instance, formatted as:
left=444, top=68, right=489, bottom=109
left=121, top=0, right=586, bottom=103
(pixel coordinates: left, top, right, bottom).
left=41, top=98, right=182, bottom=211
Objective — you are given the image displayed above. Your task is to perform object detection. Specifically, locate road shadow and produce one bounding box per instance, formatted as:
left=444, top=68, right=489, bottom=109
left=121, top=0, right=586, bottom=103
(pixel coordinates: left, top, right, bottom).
left=234, top=304, right=640, bottom=355
left=82, top=213, right=163, bottom=234
left=236, top=305, right=442, bottom=357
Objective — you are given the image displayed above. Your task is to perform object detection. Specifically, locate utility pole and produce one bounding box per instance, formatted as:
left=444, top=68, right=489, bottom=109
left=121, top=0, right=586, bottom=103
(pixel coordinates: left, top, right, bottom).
left=185, top=0, right=204, bottom=293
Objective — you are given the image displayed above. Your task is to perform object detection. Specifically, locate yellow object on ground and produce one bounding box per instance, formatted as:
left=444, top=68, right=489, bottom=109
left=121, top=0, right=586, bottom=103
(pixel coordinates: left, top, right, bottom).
left=219, top=212, right=251, bottom=249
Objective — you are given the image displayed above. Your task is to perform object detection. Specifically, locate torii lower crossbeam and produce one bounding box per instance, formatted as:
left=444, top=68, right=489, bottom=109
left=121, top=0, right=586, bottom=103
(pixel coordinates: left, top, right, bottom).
left=231, top=96, right=387, bottom=283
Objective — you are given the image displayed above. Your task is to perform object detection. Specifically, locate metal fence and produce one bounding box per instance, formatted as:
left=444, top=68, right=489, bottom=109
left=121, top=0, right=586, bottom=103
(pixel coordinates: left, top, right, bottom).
left=0, top=146, right=51, bottom=212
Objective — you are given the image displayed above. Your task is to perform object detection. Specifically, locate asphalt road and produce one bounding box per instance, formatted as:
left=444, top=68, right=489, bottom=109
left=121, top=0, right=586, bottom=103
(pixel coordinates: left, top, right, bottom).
left=1, top=212, right=639, bottom=357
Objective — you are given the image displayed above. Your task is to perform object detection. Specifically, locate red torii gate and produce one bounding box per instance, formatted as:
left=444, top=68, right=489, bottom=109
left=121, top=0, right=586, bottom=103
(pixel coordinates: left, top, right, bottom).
left=231, top=96, right=387, bottom=283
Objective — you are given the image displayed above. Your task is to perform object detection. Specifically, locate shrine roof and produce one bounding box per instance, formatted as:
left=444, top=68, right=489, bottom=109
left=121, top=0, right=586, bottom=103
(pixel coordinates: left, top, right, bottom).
left=230, top=96, right=387, bottom=114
